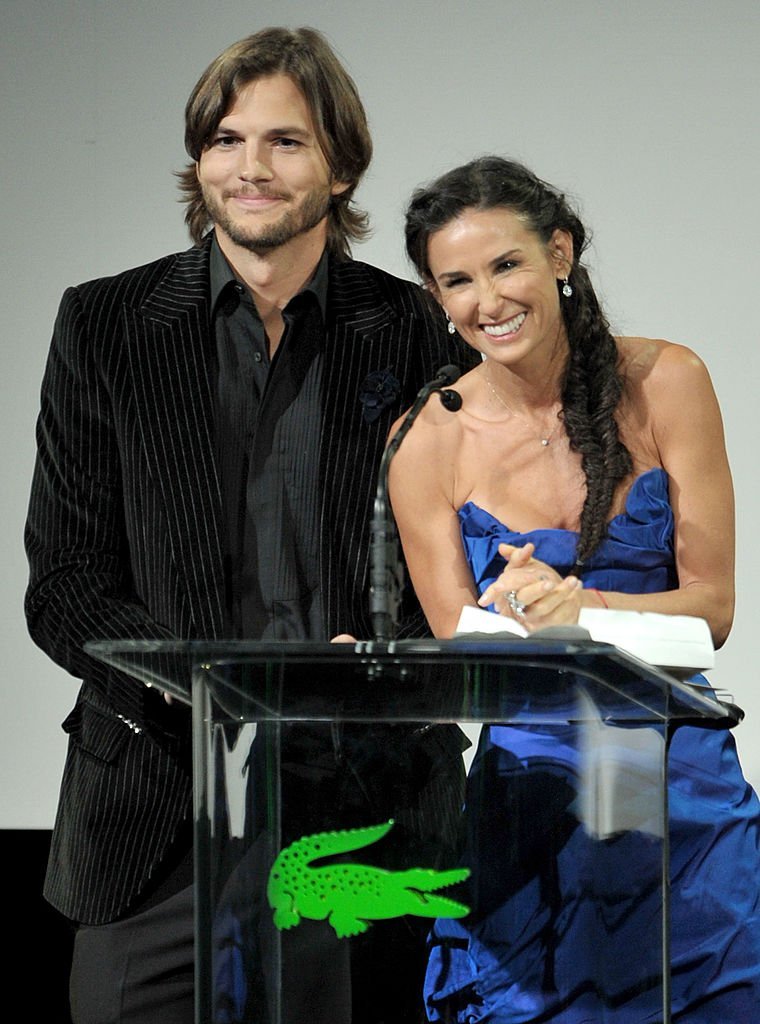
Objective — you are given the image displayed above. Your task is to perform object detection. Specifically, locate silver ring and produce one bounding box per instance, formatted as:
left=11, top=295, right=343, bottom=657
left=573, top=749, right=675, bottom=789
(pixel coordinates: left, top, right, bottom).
left=505, top=589, right=526, bottom=618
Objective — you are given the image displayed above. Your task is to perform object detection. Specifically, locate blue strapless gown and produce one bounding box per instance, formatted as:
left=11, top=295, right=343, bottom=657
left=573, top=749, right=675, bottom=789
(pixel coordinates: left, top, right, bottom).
left=425, top=469, right=760, bottom=1022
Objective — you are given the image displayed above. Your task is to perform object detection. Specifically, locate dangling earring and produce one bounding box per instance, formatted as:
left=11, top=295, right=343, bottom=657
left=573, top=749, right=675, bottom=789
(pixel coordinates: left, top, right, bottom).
left=561, top=277, right=573, bottom=298
left=445, top=311, right=456, bottom=334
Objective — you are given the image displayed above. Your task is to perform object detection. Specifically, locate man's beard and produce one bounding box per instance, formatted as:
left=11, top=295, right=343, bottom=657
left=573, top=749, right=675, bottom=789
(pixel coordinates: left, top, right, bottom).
left=203, top=184, right=332, bottom=253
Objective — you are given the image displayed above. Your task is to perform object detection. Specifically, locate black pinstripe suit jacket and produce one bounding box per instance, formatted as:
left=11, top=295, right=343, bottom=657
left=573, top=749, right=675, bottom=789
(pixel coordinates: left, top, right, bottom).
left=25, top=237, right=474, bottom=924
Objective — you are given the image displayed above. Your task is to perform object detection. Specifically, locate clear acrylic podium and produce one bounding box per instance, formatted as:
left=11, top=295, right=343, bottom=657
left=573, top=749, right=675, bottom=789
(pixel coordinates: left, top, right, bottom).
left=88, top=635, right=741, bottom=1024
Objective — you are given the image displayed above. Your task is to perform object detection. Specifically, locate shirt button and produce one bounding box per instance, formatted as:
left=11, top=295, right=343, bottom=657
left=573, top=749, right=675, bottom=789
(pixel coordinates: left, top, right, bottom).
left=253, top=352, right=263, bottom=363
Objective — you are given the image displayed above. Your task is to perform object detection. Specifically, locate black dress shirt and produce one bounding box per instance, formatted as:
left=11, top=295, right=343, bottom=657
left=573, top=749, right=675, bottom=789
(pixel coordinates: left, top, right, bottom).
left=210, top=237, right=328, bottom=640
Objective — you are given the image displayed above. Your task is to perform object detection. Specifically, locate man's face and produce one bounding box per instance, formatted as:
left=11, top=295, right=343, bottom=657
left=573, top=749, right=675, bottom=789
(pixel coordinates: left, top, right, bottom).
left=197, top=74, right=347, bottom=255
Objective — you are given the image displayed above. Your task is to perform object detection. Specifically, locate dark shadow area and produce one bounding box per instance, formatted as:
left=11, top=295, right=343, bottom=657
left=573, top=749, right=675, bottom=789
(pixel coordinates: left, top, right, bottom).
left=5, top=829, right=73, bottom=1023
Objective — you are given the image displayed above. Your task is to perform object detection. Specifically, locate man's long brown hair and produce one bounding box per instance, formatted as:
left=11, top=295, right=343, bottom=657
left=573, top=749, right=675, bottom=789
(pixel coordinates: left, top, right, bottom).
left=177, top=27, right=372, bottom=259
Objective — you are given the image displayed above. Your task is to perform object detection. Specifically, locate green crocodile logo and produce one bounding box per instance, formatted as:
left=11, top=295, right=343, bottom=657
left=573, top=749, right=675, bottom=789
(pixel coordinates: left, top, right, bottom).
left=266, top=820, right=470, bottom=938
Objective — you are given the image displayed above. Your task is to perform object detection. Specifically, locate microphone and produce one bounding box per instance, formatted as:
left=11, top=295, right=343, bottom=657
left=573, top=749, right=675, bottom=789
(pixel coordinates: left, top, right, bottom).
left=439, top=389, right=463, bottom=412
left=370, top=364, right=462, bottom=641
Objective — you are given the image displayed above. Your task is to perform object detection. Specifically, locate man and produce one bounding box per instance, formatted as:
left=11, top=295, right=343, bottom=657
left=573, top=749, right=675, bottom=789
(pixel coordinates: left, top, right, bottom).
left=25, top=26, right=472, bottom=1024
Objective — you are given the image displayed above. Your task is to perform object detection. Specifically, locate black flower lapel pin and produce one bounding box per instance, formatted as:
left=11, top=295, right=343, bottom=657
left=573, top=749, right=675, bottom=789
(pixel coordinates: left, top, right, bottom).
left=359, top=367, right=401, bottom=424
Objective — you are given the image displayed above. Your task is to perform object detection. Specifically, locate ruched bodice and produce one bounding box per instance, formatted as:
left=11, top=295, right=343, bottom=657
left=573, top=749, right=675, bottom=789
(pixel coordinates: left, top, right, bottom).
left=459, top=467, right=677, bottom=596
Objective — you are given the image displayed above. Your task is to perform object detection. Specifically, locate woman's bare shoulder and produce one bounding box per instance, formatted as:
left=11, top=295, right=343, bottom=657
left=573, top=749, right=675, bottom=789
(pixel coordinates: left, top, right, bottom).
left=388, top=386, right=464, bottom=465
left=388, top=364, right=485, bottom=447
left=617, top=336, right=710, bottom=388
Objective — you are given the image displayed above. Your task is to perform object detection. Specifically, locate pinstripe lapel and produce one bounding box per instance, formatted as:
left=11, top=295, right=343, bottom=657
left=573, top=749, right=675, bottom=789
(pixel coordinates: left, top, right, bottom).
left=323, top=257, right=424, bottom=437
left=320, top=259, right=424, bottom=634
left=125, top=242, right=226, bottom=637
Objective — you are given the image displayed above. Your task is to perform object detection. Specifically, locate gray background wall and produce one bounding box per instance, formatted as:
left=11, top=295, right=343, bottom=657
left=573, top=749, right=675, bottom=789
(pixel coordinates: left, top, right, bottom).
left=3, top=0, right=759, bottom=827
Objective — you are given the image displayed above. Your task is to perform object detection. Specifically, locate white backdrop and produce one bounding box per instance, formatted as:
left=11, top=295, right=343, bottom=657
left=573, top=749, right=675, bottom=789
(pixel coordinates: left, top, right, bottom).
left=3, top=0, right=759, bottom=826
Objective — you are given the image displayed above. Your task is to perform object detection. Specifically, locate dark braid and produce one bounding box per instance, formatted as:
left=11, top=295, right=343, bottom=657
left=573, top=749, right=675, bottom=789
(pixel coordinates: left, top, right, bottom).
left=405, top=156, right=633, bottom=567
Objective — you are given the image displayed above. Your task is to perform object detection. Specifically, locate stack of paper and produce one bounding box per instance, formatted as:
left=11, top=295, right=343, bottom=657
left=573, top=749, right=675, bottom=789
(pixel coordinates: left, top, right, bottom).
left=454, top=604, right=714, bottom=674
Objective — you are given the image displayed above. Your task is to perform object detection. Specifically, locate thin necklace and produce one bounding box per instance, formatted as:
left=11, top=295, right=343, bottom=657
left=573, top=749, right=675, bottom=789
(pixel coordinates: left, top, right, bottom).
left=483, top=363, right=560, bottom=447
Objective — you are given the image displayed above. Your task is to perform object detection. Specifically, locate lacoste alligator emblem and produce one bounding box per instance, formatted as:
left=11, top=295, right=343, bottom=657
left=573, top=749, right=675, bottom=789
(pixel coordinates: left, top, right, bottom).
left=266, top=820, right=471, bottom=938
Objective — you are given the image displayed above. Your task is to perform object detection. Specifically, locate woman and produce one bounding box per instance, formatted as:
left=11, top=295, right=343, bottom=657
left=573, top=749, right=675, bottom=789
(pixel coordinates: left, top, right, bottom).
left=389, top=157, right=760, bottom=1021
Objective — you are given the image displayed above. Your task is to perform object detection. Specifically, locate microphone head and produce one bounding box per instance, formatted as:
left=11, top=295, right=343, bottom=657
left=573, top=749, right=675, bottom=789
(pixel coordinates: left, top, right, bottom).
left=435, top=364, right=461, bottom=386
left=438, top=389, right=463, bottom=412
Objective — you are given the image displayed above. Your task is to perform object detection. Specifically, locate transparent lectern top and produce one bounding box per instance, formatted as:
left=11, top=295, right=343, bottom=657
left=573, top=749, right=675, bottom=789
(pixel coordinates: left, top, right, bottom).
left=86, top=636, right=741, bottom=729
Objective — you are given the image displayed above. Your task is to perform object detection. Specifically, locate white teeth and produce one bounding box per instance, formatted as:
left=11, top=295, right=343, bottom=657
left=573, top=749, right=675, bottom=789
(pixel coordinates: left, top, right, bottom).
left=483, top=312, right=526, bottom=337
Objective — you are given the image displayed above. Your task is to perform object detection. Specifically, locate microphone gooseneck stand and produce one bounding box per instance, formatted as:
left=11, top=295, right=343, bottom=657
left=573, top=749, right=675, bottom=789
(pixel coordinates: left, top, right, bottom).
left=370, top=365, right=463, bottom=642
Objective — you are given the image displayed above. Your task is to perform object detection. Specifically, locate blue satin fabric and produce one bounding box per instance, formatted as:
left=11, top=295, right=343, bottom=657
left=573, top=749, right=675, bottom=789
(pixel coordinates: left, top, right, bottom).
left=425, top=469, right=760, bottom=1021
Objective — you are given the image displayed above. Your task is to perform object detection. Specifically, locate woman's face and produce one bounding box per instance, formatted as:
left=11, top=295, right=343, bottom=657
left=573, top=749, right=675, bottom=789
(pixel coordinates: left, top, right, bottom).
left=427, top=206, right=572, bottom=367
